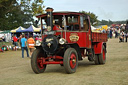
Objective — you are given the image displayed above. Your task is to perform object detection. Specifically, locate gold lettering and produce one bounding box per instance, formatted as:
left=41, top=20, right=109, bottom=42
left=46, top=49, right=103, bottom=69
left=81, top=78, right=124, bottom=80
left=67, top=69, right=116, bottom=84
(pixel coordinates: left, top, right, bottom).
left=46, top=38, right=53, bottom=42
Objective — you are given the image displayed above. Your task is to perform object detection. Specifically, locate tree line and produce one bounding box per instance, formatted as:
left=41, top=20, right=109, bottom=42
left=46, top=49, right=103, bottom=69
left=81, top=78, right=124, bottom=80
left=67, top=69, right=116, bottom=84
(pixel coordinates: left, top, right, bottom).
left=0, top=0, right=44, bottom=30
left=80, top=11, right=128, bottom=26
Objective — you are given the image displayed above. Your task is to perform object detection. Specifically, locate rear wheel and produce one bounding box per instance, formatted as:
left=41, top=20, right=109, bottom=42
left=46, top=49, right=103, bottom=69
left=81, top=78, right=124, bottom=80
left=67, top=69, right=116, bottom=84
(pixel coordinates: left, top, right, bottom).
left=94, top=54, right=100, bottom=65
left=98, top=46, right=106, bottom=64
left=31, top=49, right=47, bottom=74
left=60, top=64, right=63, bottom=66
left=63, top=48, right=78, bottom=74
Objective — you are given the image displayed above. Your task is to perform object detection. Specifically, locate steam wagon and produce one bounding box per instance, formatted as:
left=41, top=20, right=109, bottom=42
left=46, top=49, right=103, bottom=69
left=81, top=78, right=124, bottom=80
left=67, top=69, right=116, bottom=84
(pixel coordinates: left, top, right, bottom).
left=31, top=7, right=108, bottom=74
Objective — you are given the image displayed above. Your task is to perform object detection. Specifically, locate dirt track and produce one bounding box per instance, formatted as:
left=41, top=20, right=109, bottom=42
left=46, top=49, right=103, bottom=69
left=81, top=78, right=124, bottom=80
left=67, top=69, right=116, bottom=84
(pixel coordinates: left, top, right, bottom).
left=0, top=38, right=128, bottom=85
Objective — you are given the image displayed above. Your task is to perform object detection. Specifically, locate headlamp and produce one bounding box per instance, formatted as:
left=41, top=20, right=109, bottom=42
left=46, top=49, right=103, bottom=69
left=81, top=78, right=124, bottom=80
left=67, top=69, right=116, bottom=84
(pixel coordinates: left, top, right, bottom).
left=59, top=38, right=66, bottom=45
left=36, top=40, right=41, bottom=46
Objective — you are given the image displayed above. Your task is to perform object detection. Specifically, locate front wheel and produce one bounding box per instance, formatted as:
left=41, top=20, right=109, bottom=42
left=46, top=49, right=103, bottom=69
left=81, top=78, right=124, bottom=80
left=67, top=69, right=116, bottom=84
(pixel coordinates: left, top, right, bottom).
left=31, top=49, right=47, bottom=74
left=63, top=48, right=78, bottom=74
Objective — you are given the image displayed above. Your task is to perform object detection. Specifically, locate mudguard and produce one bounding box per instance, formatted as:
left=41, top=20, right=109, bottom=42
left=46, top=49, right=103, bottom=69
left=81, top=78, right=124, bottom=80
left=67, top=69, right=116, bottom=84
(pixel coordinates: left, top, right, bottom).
left=93, top=42, right=106, bottom=54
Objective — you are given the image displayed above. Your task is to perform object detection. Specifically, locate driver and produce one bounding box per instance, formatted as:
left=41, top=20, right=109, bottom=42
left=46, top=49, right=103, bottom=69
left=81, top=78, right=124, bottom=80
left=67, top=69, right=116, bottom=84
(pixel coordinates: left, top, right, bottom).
left=53, top=21, right=62, bottom=31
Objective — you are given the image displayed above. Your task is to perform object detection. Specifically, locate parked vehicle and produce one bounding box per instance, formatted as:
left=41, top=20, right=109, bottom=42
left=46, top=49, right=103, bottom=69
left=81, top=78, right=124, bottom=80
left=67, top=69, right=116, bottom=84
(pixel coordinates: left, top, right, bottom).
left=31, top=7, right=108, bottom=74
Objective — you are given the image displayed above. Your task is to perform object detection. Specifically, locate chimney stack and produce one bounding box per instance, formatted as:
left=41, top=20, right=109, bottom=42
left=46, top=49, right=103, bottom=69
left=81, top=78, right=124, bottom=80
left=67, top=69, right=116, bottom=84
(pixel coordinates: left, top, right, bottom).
left=45, top=7, right=54, bottom=31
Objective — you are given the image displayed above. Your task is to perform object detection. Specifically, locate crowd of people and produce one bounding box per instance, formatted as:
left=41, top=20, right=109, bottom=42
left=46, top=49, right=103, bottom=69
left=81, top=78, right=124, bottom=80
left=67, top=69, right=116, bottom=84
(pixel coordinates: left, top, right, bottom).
left=1, top=21, right=128, bottom=57
left=11, top=33, right=40, bottom=58
left=107, top=22, right=128, bottom=43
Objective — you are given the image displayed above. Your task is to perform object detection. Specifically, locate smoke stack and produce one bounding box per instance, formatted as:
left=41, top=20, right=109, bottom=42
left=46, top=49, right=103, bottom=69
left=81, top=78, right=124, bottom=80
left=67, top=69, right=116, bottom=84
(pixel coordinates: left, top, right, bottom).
left=45, top=7, right=54, bottom=31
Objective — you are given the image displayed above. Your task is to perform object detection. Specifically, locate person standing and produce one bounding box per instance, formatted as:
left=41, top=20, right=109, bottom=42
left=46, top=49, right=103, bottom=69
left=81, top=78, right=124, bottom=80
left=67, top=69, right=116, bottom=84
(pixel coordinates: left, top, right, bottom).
left=110, top=28, right=113, bottom=38
left=2, top=36, right=5, bottom=42
left=4, top=34, right=6, bottom=42
left=27, top=35, right=35, bottom=57
left=117, top=28, right=120, bottom=38
left=13, top=35, right=18, bottom=51
left=21, top=34, right=29, bottom=58
left=107, top=28, right=110, bottom=38
left=19, top=34, right=22, bottom=46
left=125, top=32, right=128, bottom=42
left=35, top=36, right=38, bottom=41
left=125, top=21, right=128, bottom=42
left=115, top=29, right=118, bottom=38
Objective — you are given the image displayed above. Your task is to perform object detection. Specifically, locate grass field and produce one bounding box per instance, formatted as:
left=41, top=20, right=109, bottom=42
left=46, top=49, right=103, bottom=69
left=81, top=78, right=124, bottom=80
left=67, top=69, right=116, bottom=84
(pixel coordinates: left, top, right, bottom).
left=0, top=42, right=12, bottom=47
left=0, top=38, right=128, bottom=85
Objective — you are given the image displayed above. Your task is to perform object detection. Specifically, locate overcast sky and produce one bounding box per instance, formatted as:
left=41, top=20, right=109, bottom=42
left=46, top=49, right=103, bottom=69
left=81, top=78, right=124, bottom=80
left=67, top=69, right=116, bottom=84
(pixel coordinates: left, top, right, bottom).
left=43, top=0, right=128, bottom=21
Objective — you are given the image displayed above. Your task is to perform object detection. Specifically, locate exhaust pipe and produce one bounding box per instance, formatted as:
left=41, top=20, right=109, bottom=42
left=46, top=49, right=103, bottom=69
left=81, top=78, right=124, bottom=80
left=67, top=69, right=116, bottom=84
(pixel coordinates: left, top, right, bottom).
left=45, top=7, right=54, bottom=31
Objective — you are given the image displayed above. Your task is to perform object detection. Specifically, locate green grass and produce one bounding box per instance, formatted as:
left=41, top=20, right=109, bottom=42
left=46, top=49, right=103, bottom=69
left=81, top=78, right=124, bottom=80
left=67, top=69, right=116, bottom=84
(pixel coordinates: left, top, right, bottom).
left=0, top=42, right=13, bottom=47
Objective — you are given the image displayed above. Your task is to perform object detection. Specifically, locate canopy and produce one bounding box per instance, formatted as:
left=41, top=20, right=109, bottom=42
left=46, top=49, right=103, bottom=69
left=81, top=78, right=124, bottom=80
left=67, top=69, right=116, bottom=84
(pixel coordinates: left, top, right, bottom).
left=0, top=30, right=10, bottom=34
left=11, top=26, right=25, bottom=33
left=22, top=25, right=41, bottom=32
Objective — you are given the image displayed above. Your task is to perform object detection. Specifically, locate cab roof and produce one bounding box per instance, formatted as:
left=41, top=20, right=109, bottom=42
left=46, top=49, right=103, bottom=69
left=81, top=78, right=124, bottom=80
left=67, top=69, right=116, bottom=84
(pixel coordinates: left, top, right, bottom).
left=36, top=11, right=87, bottom=18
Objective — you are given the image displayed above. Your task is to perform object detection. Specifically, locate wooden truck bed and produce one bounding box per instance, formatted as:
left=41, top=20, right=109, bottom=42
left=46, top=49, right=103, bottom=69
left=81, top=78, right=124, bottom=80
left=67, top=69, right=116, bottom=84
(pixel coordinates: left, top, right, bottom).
left=92, top=32, right=108, bottom=42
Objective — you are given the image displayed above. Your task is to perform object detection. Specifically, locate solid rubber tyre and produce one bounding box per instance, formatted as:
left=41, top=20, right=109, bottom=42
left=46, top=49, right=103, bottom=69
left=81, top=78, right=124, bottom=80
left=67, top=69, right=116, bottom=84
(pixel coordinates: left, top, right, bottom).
left=60, top=64, right=63, bottom=66
left=63, top=48, right=78, bottom=74
left=98, top=46, right=106, bottom=64
left=94, top=54, right=100, bottom=65
left=31, top=49, right=47, bottom=74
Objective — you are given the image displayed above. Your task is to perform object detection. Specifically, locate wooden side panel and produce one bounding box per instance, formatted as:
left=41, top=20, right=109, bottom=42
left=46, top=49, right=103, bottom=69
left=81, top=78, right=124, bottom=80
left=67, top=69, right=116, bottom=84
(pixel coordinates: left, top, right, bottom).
left=92, top=32, right=108, bottom=42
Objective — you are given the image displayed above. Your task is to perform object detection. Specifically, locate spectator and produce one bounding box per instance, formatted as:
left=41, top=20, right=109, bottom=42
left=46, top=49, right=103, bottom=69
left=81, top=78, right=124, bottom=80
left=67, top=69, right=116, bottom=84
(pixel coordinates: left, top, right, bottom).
left=107, top=28, right=110, bottom=38
left=125, top=21, right=128, bottom=42
left=35, top=36, right=39, bottom=41
left=2, top=36, right=5, bottom=42
left=27, top=35, right=35, bottom=57
left=126, top=21, right=128, bottom=29
left=102, top=28, right=106, bottom=33
left=125, top=32, right=128, bottom=42
left=117, top=28, right=120, bottom=37
left=19, top=34, right=22, bottom=46
left=119, top=31, right=125, bottom=42
left=13, top=35, right=18, bottom=51
left=21, top=34, right=29, bottom=58
left=4, top=34, right=6, bottom=42
left=115, top=29, right=118, bottom=38
left=12, top=34, right=14, bottom=45
left=110, top=28, right=113, bottom=38
left=120, top=31, right=125, bottom=36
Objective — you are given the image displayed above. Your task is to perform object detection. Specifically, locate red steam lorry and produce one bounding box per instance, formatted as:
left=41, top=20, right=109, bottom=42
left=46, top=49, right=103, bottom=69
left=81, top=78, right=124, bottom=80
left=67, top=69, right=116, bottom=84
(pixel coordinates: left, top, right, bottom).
left=31, top=7, right=108, bottom=74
